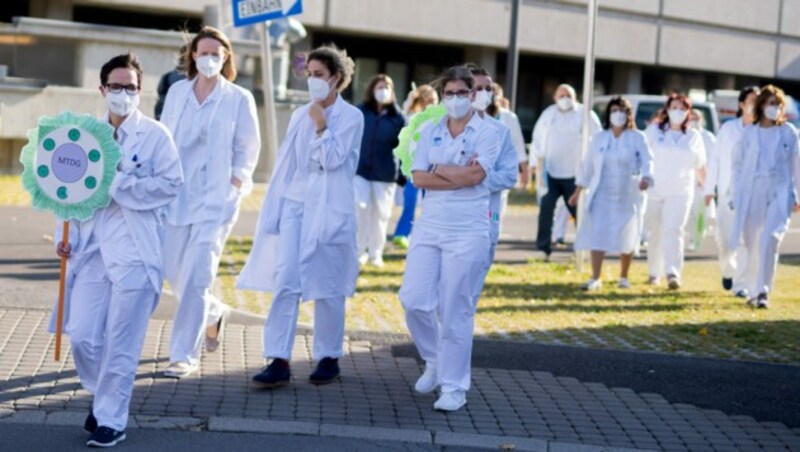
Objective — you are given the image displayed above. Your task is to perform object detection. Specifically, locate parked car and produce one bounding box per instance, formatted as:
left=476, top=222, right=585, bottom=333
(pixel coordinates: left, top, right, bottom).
left=593, top=94, right=720, bottom=134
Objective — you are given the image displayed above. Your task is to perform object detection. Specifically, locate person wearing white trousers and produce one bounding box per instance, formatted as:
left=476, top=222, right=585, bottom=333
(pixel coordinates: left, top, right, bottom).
left=354, top=74, right=406, bottom=267
left=729, top=85, right=800, bottom=309
left=159, top=27, right=261, bottom=378
left=238, top=45, right=364, bottom=388
left=686, top=109, right=716, bottom=251
left=644, top=94, right=706, bottom=289
left=703, top=86, right=760, bottom=297
left=400, top=66, right=501, bottom=412
left=51, top=53, right=183, bottom=447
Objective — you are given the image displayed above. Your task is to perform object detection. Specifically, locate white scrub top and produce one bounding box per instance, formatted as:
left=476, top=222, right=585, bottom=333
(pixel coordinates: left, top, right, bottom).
left=645, top=124, right=705, bottom=197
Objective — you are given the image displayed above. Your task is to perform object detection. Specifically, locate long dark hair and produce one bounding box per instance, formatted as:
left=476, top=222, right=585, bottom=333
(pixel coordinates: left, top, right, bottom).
left=363, top=74, right=399, bottom=115
left=660, top=93, right=692, bottom=132
left=603, top=96, right=635, bottom=130
left=736, top=85, right=761, bottom=118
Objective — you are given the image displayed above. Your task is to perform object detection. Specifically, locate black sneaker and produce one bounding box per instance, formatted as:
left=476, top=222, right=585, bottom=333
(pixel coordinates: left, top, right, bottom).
left=722, top=278, right=733, bottom=291
left=252, top=359, right=291, bottom=388
left=84, top=407, right=97, bottom=434
left=309, top=357, right=340, bottom=385
left=86, top=426, right=126, bottom=448
left=756, top=293, right=769, bottom=309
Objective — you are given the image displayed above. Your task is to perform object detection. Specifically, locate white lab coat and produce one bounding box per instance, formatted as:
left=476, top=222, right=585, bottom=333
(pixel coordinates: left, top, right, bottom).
left=400, top=112, right=501, bottom=395
left=730, top=123, right=800, bottom=296
left=704, top=118, right=748, bottom=286
left=574, top=129, right=653, bottom=254
left=644, top=124, right=705, bottom=279
left=238, top=95, right=364, bottom=301
left=49, top=109, right=182, bottom=431
left=498, top=109, right=527, bottom=164
left=529, top=103, right=602, bottom=169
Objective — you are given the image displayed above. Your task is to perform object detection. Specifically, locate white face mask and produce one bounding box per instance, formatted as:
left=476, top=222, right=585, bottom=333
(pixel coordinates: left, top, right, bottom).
left=308, top=76, right=334, bottom=102
left=374, top=87, right=392, bottom=105
left=556, top=97, right=574, bottom=111
left=764, top=105, right=780, bottom=121
left=609, top=111, right=627, bottom=128
left=471, top=90, right=493, bottom=112
left=105, top=91, right=140, bottom=117
left=668, top=109, right=688, bottom=126
left=196, top=55, right=223, bottom=78
left=444, top=96, right=472, bottom=119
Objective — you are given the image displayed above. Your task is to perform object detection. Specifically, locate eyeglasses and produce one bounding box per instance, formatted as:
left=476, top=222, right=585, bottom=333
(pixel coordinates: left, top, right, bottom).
left=442, top=89, right=472, bottom=100
left=106, top=84, right=139, bottom=95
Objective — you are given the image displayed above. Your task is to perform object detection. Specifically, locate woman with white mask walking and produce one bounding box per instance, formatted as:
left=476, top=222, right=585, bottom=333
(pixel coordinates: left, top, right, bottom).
left=729, top=85, right=800, bottom=309
left=400, top=66, right=501, bottom=412
left=570, top=97, right=653, bottom=291
left=354, top=74, right=406, bottom=267
left=238, top=45, right=363, bottom=387
left=704, top=86, right=760, bottom=298
left=159, top=27, right=261, bottom=378
left=643, top=94, right=706, bottom=290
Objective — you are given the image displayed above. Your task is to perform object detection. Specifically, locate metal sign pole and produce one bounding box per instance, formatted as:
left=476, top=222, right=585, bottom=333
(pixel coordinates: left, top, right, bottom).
left=505, top=0, right=522, bottom=111
left=259, top=22, right=279, bottom=180
left=576, top=0, right=598, bottom=273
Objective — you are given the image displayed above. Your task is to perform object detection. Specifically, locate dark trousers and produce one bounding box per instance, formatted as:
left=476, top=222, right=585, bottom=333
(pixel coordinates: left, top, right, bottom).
left=536, top=174, right=578, bottom=253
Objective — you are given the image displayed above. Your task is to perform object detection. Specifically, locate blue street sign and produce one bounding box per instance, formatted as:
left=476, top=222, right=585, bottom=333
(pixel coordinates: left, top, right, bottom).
left=232, top=0, right=303, bottom=27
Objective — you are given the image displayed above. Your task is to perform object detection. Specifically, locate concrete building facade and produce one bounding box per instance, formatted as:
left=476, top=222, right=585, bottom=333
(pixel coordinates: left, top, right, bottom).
left=1, top=0, right=799, bottom=178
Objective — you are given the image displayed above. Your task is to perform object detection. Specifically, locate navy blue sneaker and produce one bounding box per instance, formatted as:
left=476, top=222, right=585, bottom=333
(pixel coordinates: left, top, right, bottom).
left=86, top=426, right=126, bottom=447
left=84, top=407, right=97, bottom=434
left=309, top=357, right=340, bottom=385
left=252, top=359, right=291, bottom=388
left=722, top=278, right=733, bottom=291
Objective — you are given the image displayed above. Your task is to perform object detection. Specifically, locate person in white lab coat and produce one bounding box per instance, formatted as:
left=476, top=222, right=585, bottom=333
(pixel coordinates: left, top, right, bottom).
left=53, top=53, right=183, bottom=447
left=704, top=86, right=760, bottom=298
left=354, top=74, right=406, bottom=267
left=238, top=45, right=363, bottom=387
left=159, top=27, right=261, bottom=378
left=400, top=66, right=501, bottom=412
left=466, top=64, right=518, bottom=271
left=685, top=109, right=716, bottom=251
left=729, top=85, right=800, bottom=309
left=570, top=96, right=653, bottom=290
left=530, top=84, right=602, bottom=258
left=644, top=94, right=706, bottom=289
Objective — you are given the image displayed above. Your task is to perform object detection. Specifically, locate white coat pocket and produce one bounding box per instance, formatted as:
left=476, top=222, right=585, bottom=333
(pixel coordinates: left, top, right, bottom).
left=222, top=184, right=242, bottom=225
left=321, top=209, right=355, bottom=245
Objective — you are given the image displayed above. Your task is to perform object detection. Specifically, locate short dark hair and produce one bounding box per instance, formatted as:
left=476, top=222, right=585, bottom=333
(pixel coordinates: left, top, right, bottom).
left=434, top=66, right=474, bottom=96
left=464, top=63, right=499, bottom=117
left=100, top=52, right=143, bottom=88
left=736, top=85, right=760, bottom=118
left=307, top=44, right=355, bottom=92
left=603, top=96, right=636, bottom=130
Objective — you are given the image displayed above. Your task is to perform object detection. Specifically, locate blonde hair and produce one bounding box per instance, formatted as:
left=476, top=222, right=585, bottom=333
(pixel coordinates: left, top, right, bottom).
left=408, top=85, right=438, bottom=114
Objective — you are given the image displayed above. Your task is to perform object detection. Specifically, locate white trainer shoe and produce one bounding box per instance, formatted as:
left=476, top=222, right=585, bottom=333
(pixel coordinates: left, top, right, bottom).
left=358, top=254, right=369, bottom=266
left=163, top=361, right=198, bottom=379
left=367, top=255, right=385, bottom=268
left=580, top=279, right=602, bottom=291
left=618, top=278, right=631, bottom=289
left=434, top=390, right=467, bottom=411
left=414, top=364, right=437, bottom=394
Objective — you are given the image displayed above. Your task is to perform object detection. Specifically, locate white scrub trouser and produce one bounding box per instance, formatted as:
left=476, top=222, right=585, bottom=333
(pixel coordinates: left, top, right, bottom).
left=355, top=176, right=396, bottom=259
left=741, top=179, right=788, bottom=296
left=715, top=197, right=750, bottom=292
left=67, top=251, right=157, bottom=431
left=164, top=222, right=233, bottom=365
left=553, top=198, right=570, bottom=240
left=400, top=228, right=489, bottom=394
left=644, top=193, right=693, bottom=278
left=263, top=199, right=345, bottom=360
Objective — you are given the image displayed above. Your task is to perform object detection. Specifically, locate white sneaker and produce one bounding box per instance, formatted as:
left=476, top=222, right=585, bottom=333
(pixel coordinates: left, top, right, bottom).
left=414, top=364, right=437, bottom=394
left=434, top=390, right=467, bottom=411
left=358, top=254, right=369, bottom=266
left=367, top=255, right=385, bottom=268
left=667, top=275, right=681, bottom=290
left=163, top=361, right=198, bottom=379
left=580, top=279, right=602, bottom=291
left=647, top=276, right=660, bottom=286
left=618, top=278, right=631, bottom=289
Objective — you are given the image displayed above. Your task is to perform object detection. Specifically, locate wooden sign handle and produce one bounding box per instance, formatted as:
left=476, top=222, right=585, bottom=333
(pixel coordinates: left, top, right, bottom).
left=55, top=221, right=69, bottom=361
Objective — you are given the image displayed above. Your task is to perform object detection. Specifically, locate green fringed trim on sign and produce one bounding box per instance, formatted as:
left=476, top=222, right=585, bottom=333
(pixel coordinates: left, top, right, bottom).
left=19, top=110, right=122, bottom=221
left=393, top=105, right=447, bottom=182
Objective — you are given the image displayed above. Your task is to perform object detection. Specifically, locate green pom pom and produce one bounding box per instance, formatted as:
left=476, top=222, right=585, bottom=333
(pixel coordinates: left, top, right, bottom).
left=393, top=105, right=447, bottom=182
